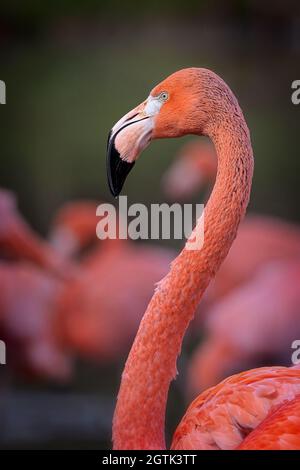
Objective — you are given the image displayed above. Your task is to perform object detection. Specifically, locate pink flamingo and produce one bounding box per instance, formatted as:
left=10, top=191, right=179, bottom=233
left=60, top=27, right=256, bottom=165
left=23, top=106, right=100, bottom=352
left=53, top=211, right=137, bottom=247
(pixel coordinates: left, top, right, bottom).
left=0, top=262, right=71, bottom=380
left=0, top=189, right=75, bottom=380
left=49, top=200, right=173, bottom=360
left=206, top=214, right=300, bottom=303
left=106, top=67, right=300, bottom=449
left=55, top=241, right=172, bottom=360
left=188, top=259, right=300, bottom=395
left=0, top=188, right=70, bottom=277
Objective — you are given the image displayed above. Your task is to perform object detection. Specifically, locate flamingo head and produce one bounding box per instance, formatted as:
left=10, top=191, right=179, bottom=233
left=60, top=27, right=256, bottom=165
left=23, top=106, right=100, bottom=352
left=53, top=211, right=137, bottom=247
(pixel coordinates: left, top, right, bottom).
left=107, top=68, right=224, bottom=197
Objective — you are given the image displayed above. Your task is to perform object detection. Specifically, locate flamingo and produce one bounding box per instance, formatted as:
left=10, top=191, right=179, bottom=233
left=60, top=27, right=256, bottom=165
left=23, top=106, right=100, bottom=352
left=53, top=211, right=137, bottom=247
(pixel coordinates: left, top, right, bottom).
left=0, top=262, right=71, bottom=380
left=0, top=189, right=75, bottom=380
left=0, top=188, right=70, bottom=277
left=106, top=67, right=300, bottom=449
left=162, top=133, right=300, bottom=378
left=188, top=259, right=300, bottom=396
left=49, top=201, right=173, bottom=360
left=55, top=241, right=172, bottom=360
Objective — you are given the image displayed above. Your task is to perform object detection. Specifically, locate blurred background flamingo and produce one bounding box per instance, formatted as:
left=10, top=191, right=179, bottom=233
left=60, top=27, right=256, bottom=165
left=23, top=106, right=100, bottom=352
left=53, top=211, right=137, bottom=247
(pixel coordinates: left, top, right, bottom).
left=0, top=261, right=71, bottom=381
left=188, top=258, right=300, bottom=397
left=50, top=200, right=173, bottom=360
left=0, top=189, right=74, bottom=381
left=163, top=141, right=300, bottom=398
left=163, top=141, right=300, bottom=306
left=0, top=194, right=173, bottom=445
left=0, top=189, right=71, bottom=277
left=1, top=195, right=173, bottom=372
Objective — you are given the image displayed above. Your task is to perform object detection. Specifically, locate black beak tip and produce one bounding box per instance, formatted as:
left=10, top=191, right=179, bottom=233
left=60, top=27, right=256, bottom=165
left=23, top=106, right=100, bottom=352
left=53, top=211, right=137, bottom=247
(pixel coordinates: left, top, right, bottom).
left=106, top=130, right=135, bottom=198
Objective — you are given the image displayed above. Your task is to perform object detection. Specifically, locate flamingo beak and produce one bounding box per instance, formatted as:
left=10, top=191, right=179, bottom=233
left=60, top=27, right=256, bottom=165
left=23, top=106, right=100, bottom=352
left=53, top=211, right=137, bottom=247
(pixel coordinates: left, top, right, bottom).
left=106, top=101, right=154, bottom=197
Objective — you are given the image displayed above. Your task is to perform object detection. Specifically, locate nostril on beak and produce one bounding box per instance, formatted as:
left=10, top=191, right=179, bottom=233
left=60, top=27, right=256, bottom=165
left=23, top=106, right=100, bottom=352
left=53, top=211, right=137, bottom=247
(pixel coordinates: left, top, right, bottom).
left=125, top=112, right=138, bottom=122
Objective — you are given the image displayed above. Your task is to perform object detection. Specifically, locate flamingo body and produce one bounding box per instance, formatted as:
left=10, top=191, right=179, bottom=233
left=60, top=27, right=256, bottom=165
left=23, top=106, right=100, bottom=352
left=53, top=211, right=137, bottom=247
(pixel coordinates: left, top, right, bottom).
left=172, top=366, right=300, bottom=449
left=238, top=393, right=300, bottom=449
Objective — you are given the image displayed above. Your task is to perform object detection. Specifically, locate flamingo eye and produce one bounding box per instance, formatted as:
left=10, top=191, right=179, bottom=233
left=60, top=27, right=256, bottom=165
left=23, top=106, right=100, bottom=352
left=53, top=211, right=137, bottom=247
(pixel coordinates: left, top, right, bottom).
left=159, top=92, right=169, bottom=102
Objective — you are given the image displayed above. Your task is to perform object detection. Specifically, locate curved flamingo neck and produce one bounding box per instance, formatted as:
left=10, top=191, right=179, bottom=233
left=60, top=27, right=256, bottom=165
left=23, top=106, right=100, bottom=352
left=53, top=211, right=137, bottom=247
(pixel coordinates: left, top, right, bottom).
left=113, top=100, right=254, bottom=450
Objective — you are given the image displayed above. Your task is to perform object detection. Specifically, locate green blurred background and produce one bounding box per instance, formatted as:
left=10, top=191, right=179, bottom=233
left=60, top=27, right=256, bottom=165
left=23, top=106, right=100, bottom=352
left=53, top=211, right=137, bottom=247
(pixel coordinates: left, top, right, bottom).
left=1, top=1, right=300, bottom=231
left=0, top=0, right=299, bottom=449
